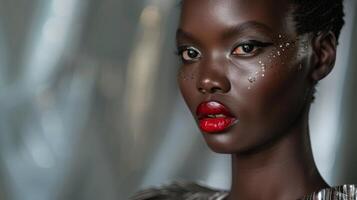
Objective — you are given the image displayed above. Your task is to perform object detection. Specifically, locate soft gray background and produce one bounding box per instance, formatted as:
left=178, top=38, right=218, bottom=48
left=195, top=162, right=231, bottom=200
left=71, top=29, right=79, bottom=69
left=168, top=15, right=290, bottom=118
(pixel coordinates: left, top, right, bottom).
left=0, top=0, right=356, bottom=200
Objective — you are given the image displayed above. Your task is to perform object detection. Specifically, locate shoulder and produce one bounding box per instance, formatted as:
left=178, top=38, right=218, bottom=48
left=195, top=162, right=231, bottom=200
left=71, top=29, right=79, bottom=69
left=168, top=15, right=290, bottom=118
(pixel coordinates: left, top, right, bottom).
left=130, top=181, right=228, bottom=200
left=301, top=184, right=357, bottom=200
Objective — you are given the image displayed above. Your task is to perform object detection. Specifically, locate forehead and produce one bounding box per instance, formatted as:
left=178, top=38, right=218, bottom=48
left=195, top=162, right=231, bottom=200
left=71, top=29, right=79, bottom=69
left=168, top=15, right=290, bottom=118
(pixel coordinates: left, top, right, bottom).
left=179, top=0, right=296, bottom=38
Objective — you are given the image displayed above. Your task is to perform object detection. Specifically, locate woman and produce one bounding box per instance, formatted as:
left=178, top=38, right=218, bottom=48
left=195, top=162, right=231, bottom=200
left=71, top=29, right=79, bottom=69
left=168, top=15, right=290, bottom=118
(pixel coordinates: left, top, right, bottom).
left=132, top=0, right=355, bottom=199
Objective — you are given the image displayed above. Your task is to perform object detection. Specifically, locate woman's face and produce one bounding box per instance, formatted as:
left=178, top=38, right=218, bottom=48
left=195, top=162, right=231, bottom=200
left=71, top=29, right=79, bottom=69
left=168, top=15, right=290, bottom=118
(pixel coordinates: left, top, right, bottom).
left=176, top=0, right=314, bottom=153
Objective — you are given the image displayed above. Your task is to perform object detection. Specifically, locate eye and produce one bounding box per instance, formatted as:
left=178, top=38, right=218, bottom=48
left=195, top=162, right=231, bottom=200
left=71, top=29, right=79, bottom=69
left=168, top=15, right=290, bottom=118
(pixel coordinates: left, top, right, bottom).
left=233, top=44, right=260, bottom=56
left=232, top=41, right=272, bottom=57
left=178, top=47, right=201, bottom=62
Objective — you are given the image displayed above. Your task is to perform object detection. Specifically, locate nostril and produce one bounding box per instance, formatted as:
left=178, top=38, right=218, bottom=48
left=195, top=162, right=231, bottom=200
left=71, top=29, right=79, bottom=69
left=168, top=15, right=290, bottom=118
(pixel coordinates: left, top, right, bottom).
left=210, top=87, right=222, bottom=93
left=198, top=87, right=223, bottom=94
left=198, top=88, right=207, bottom=94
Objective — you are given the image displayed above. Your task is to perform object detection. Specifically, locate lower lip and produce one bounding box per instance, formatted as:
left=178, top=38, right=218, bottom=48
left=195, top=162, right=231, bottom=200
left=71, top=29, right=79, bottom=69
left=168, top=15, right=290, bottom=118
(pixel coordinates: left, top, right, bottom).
left=199, top=117, right=237, bottom=133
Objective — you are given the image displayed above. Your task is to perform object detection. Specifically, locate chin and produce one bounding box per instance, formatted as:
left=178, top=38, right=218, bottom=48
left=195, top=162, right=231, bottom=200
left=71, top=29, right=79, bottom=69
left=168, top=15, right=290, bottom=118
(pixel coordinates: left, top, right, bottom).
left=201, top=127, right=277, bottom=155
left=201, top=131, right=246, bottom=154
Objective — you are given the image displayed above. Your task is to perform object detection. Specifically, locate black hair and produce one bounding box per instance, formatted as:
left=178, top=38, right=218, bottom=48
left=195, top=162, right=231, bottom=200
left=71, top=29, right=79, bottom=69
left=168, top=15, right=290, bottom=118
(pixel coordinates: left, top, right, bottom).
left=292, top=0, right=345, bottom=42
left=179, top=0, right=345, bottom=41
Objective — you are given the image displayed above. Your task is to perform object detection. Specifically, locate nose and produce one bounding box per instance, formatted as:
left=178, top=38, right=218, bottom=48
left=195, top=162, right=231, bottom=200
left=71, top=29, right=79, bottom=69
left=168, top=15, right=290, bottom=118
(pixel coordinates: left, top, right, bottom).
left=196, top=66, right=231, bottom=94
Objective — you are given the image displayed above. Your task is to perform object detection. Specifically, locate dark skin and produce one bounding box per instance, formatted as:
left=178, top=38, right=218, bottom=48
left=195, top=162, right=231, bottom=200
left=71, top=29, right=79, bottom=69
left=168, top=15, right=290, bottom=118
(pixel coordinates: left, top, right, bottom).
left=176, top=0, right=337, bottom=199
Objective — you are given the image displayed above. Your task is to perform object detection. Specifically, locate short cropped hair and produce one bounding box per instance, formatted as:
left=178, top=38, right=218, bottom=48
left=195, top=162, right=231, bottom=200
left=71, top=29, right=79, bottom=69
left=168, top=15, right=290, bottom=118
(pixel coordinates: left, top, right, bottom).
left=179, top=0, right=345, bottom=41
left=292, top=0, right=345, bottom=41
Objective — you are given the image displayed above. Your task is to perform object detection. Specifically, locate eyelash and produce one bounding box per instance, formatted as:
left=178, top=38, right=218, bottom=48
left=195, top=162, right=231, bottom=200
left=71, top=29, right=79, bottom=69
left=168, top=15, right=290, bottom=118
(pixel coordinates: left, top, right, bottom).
left=176, top=40, right=273, bottom=63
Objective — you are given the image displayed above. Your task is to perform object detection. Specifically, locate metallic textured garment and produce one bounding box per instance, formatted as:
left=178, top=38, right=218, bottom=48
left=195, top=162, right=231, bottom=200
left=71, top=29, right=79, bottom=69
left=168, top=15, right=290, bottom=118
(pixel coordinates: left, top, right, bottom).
left=301, top=185, right=357, bottom=200
left=131, top=182, right=357, bottom=200
left=131, top=182, right=228, bottom=200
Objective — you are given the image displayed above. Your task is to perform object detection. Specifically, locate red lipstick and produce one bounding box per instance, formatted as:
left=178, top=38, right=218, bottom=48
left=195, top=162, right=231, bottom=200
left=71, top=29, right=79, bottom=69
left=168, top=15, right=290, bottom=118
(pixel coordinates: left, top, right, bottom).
left=196, top=101, right=237, bottom=133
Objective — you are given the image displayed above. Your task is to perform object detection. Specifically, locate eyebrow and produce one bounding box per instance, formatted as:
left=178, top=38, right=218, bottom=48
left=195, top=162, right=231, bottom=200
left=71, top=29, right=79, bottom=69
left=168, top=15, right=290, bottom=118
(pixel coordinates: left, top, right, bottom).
left=176, top=28, right=197, bottom=43
left=176, top=21, right=273, bottom=42
left=222, top=21, right=273, bottom=39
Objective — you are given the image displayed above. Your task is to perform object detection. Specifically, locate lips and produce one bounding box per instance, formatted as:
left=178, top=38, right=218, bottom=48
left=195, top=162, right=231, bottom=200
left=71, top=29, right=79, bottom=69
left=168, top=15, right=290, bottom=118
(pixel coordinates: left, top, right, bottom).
left=196, top=101, right=238, bottom=133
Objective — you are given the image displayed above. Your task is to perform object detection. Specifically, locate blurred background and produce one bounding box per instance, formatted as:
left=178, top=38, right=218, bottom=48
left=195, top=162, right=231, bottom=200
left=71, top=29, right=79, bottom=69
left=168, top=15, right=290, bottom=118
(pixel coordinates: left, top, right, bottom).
left=0, top=0, right=356, bottom=199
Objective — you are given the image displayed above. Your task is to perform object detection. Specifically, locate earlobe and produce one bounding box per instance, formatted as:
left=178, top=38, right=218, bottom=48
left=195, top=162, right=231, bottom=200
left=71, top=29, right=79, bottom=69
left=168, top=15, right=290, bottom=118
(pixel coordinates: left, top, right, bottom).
left=310, top=31, right=337, bottom=81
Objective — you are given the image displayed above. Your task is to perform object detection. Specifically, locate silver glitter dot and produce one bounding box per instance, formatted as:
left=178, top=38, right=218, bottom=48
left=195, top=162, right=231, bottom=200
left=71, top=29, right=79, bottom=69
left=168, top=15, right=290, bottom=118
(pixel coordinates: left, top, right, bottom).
left=278, top=34, right=282, bottom=38
left=248, top=76, right=256, bottom=83
left=286, top=43, right=290, bottom=47
left=262, top=74, right=265, bottom=77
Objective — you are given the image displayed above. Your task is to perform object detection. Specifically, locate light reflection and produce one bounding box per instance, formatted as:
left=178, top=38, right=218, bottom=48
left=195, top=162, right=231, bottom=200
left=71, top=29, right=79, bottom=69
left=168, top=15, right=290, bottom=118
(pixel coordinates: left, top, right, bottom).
left=0, top=0, right=87, bottom=200
left=42, top=18, right=67, bottom=44
left=25, top=133, right=55, bottom=169
left=23, top=0, right=81, bottom=86
left=140, top=6, right=161, bottom=28
left=124, top=4, right=162, bottom=142
left=52, top=0, right=74, bottom=17
left=0, top=21, right=7, bottom=88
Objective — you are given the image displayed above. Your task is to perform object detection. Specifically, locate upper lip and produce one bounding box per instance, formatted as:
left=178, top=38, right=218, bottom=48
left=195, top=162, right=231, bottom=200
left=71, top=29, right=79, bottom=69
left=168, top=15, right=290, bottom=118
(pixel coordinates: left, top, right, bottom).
left=196, top=101, right=235, bottom=120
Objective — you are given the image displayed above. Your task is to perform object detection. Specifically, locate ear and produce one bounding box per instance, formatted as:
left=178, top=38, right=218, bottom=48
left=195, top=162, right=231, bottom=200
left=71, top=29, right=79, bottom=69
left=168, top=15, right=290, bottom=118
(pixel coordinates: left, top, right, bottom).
left=310, top=31, right=337, bottom=81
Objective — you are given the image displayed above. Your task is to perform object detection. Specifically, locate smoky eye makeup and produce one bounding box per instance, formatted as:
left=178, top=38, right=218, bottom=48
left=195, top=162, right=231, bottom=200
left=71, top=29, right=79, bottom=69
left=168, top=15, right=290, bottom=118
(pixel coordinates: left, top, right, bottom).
left=231, top=40, right=274, bottom=58
left=175, top=37, right=279, bottom=64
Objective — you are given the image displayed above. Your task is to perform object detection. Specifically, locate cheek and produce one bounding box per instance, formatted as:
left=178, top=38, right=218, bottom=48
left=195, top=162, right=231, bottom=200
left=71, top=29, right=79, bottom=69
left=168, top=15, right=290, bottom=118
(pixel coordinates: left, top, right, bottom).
left=177, top=67, right=199, bottom=112
left=177, top=67, right=196, bottom=81
left=244, top=48, right=308, bottom=134
left=246, top=42, right=301, bottom=90
left=234, top=39, right=308, bottom=131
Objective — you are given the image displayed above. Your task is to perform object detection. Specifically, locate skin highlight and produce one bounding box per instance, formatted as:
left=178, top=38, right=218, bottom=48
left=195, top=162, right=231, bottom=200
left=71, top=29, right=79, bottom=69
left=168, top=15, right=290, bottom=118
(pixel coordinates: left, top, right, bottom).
left=176, top=0, right=337, bottom=199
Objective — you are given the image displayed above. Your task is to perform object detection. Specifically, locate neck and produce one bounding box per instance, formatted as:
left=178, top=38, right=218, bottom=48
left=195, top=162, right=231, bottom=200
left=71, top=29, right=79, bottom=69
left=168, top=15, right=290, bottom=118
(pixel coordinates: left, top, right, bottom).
left=227, top=112, right=328, bottom=200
